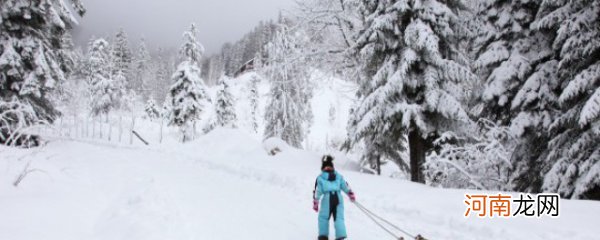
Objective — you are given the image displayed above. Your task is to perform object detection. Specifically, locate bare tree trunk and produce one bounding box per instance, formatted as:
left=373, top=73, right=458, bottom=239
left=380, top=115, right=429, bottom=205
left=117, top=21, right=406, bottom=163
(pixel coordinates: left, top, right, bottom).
left=192, top=121, right=196, bottom=141
left=92, top=117, right=96, bottom=138
left=181, top=126, right=187, bottom=143
left=130, top=115, right=135, bottom=144
left=376, top=155, right=381, bottom=176
left=107, top=113, right=112, bottom=141
left=409, top=126, right=426, bottom=183
left=59, top=117, right=64, bottom=136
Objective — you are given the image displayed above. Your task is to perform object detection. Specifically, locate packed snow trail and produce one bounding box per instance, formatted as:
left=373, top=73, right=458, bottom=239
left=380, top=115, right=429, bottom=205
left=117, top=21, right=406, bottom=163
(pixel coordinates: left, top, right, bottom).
left=1, top=129, right=599, bottom=240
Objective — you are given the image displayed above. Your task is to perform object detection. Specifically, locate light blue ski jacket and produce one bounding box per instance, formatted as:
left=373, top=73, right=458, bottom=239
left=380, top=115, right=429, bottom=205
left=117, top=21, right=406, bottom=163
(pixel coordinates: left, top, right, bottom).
left=314, top=171, right=351, bottom=238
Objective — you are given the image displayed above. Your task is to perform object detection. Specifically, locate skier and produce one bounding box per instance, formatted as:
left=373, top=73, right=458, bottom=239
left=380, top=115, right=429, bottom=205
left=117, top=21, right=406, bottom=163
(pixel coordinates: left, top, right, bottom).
left=313, top=155, right=356, bottom=240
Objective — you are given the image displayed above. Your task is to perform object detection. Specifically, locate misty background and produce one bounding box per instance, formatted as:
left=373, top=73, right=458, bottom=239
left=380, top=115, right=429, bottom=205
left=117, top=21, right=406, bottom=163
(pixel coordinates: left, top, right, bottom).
left=72, top=0, right=294, bottom=53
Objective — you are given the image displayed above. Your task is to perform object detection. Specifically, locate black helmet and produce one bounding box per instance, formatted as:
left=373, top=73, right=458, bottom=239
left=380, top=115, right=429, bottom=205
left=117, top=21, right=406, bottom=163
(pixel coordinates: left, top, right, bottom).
left=321, top=155, right=334, bottom=170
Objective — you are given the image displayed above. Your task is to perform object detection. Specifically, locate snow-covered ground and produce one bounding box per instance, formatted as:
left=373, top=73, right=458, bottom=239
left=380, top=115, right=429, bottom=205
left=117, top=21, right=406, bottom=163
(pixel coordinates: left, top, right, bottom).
left=1, top=128, right=599, bottom=240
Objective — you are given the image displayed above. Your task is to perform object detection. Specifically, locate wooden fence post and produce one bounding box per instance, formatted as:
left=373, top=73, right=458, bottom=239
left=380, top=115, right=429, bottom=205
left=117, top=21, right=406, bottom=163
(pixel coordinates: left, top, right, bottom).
left=159, top=119, right=164, bottom=143
left=129, top=115, right=135, bottom=144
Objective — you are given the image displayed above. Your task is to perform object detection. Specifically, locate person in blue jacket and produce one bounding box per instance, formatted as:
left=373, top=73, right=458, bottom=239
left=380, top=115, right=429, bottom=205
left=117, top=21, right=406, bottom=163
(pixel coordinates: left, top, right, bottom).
left=312, top=155, right=356, bottom=240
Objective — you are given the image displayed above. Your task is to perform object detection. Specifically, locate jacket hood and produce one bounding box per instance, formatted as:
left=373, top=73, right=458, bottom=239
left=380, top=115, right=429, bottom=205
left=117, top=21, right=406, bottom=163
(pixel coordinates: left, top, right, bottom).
left=320, top=170, right=337, bottom=182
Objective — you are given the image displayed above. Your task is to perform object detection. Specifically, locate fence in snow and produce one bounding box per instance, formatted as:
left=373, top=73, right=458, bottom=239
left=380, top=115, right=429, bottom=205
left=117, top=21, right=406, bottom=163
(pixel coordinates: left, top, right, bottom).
left=39, top=114, right=168, bottom=145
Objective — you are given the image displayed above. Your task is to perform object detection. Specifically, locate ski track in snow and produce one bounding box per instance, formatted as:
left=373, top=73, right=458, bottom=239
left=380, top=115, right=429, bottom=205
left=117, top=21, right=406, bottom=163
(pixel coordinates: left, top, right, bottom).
left=1, top=129, right=599, bottom=240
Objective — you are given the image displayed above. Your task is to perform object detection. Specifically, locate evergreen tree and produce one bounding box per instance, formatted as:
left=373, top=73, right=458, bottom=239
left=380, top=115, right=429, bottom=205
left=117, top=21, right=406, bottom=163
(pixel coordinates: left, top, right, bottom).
left=208, top=56, right=224, bottom=85
left=152, top=47, right=171, bottom=102
left=533, top=0, right=600, bottom=199
left=347, top=0, right=476, bottom=183
left=145, top=98, right=160, bottom=120
left=263, top=26, right=310, bottom=148
left=221, top=43, right=234, bottom=76
left=71, top=47, right=88, bottom=81
left=87, top=39, right=117, bottom=117
left=111, top=28, right=133, bottom=95
left=506, top=58, right=560, bottom=193
left=161, top=99, right=171, bottom=120
left=253, top=51, right=263, bottom=70
left=0, top=0, right=85, bottom=136
left=179, top=23, right=205, bottom=65
left=111, top=28, right=133, bottom=76
left=168, top=23, right=210, bottom=142
left=56, top=32, right=78, bottom=77
left=207, top=20, right=278, bottom=79
left=472, top=0, right=544, bottom=124
left=249, top=74, right=260, bottom=133
left=133, top=38, right=151, bottom=98
left=215, top=75, right=237, bottom=128
left=469, top=0, right=556, bottom=192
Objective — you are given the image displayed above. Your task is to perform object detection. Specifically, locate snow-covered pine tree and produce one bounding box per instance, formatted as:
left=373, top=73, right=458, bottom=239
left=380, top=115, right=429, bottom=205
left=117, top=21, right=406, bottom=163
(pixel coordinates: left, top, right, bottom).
left=111, top=28, right=133, bottom=79
left=215, top=75, right=237, bottom=128
left=471, top=0, right=544, bottom=124
left=249, top=74, right=260, bottom=133
left=253, top=51, right=263, bottom=70
left=161, top=99, right=171, bottom=120
left=506, top=58, right=560, bottom=193
left=133, top=38, right=151, bottom=99
left=263, top=26, right=311, bottom=148
left=231, top=42, right=245, bottom=75
left=0, top=0, right=85, bottom=138
left=221, top=43, right=234, bottom=76
left=151, top=47, right=170, bottom=102
left=52, top=33, right=81, bottom=110
left=468, top=0, right=557, bottom=193
left=178, top=23, right=205, bottom=65
left=144, top=98, right=160, bottom=120
left=531, top=0, right=600, bottom=200
left=109, top=28, right=133, bottom=110
left=168, top=23, right=210, bottom=142
left=87, top=39, right=117, bottom=117
left=56, top=31, right=78, bottom=78
left=70, top=47, right=88, bottom=81
left=347, top=0, right=476, bottom=183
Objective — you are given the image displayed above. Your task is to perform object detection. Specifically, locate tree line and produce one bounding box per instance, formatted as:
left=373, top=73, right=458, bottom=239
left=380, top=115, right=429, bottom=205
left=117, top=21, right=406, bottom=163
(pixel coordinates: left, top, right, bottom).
left=1, top=0, right=598, bottom=200
left=292, top=0, right=599, bottom=200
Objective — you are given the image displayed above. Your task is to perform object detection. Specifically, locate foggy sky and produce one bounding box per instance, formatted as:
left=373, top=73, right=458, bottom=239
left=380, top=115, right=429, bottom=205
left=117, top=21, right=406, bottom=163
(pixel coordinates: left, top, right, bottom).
left=73, top=0, right=294, bottom=54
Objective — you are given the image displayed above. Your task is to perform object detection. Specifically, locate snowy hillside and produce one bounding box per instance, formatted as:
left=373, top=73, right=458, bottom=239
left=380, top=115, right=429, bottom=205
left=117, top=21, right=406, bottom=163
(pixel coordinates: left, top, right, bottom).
left=2, top=1, right=599, bottom=240
left=1, top=129, right=599, bottom=240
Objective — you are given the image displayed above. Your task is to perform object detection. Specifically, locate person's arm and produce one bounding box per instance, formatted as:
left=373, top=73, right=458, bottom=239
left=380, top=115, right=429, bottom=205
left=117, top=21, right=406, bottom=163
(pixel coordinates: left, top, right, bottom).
left=313, top=178, right=322, bottom=212
left=340, top=176, right=351, bottom=194
left=340, top=176, right=356, bottom=202
left=313, top=178, right=323, bottom=200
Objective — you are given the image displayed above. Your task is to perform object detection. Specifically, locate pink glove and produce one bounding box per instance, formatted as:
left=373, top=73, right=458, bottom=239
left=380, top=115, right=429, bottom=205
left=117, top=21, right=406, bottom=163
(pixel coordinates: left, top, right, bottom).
left=348, top=191, right=356, bottom=202
left=313, top=199, right=319, bottom=212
